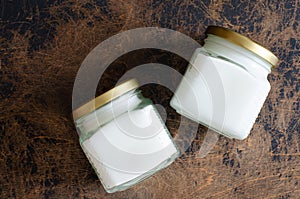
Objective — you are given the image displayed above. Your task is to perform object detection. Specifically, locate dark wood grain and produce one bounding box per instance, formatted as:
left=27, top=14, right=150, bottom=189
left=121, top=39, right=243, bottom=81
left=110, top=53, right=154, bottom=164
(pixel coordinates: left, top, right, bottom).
left=0, top=0, right=299, bottom=198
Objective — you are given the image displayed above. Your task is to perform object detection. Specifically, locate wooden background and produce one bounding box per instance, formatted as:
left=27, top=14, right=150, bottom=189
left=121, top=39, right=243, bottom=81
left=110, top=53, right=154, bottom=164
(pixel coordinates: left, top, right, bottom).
left=1, top=0, right=299, bottom=198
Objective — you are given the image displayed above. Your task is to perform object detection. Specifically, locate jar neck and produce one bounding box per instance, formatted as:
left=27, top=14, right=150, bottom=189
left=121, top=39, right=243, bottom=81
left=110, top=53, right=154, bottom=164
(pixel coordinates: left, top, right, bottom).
left=203, top=34, right=272, bottom=78
left=75, top=89, right=143, bottom=139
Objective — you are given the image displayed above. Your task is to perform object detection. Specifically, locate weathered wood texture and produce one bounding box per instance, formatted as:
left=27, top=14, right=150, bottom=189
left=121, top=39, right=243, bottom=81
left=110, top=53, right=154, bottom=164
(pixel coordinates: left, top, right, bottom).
left=0, top=0, right=299, bottom=198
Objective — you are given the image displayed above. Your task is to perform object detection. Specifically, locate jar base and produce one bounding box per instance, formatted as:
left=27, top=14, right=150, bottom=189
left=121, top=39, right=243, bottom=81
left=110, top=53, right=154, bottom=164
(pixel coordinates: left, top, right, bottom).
left=170, top=99, right=250, bottom=140
left=102, top=150, right=180, bottom=193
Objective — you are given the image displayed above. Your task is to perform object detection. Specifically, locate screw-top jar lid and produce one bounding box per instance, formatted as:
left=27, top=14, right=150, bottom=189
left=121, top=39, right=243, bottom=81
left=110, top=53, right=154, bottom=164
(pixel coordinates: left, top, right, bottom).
left=205, top=26, right=278, bottom=66
left=73, top=79, right=139, bottom=121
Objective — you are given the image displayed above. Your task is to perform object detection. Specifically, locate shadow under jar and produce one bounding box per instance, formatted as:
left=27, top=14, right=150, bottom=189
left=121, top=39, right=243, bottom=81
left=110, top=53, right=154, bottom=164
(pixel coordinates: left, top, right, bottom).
left=170, top=26, right=278, bottom=140
left=73, top=79, right=179, bottom=193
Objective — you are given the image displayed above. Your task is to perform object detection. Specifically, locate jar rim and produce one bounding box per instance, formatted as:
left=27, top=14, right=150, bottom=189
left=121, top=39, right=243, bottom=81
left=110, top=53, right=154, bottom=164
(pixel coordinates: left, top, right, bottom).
left=72, top=79, right=139, bottom=121
left=206, top=26, right=278, bottom=67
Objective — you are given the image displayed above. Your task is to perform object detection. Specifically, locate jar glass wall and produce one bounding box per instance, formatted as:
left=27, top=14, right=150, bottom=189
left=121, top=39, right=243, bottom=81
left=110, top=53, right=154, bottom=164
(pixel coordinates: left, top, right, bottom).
left=170, top=26, right=278, bottom=140
left=74, top=79, right=179, bottom=193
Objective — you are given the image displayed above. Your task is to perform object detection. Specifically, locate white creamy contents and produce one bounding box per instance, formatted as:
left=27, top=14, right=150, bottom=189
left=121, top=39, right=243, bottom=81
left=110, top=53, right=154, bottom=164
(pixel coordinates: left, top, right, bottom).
left=171, top=51, right=270, bottom=139
left=81, top=105, right=178, bottom=190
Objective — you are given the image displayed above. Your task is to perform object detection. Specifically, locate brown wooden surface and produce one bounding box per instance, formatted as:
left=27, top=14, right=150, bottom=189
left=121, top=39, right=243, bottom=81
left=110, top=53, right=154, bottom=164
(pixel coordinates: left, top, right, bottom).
left=1, top=0, right=299, bottom=198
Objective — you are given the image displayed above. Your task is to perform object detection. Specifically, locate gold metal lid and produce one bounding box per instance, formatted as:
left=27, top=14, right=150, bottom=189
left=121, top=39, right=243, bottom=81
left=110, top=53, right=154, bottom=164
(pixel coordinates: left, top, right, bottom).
left=73, top=79, right=139, bottom=120
left=206, top=26, right=278, bottom=66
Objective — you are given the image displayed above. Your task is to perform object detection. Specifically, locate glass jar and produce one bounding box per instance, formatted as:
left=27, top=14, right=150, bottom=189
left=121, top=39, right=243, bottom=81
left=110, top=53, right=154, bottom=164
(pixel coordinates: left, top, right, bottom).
left=73, top=79, right=179, bottom=193
left=170, top=26, right=278, bottom=140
